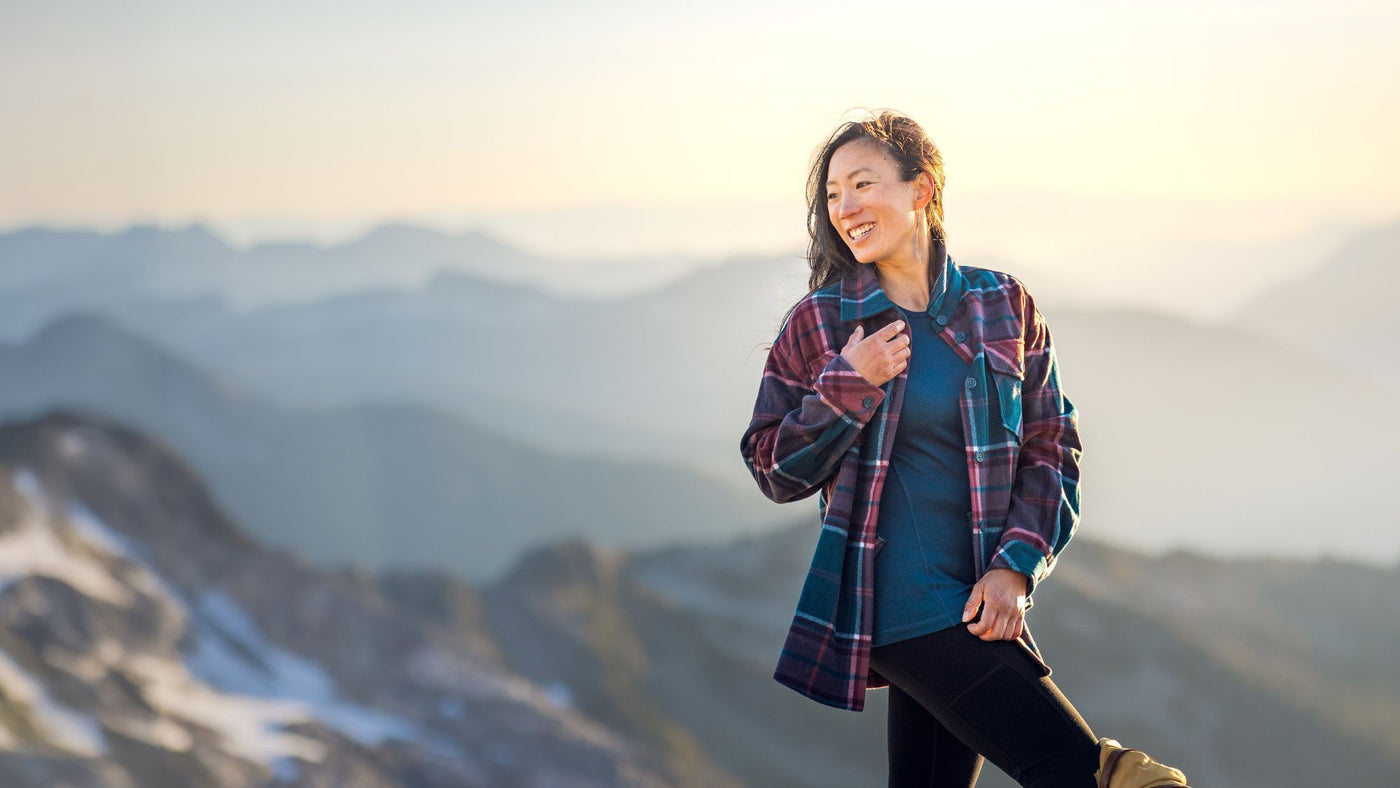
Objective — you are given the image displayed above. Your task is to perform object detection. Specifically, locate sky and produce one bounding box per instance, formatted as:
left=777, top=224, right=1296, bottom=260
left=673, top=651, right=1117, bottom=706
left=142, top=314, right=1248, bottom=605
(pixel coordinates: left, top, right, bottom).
left=1, top=1, right=1397, bottom=262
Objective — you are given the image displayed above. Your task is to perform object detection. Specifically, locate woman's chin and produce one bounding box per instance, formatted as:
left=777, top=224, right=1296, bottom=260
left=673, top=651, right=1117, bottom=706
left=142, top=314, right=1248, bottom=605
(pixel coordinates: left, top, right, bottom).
left=845, top=246, right=875, bottom=264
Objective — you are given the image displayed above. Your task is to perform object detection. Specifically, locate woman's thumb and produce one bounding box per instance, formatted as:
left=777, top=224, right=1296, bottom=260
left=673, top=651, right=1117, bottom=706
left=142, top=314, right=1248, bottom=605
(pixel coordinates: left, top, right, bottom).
left=849, top=325, right=864, bottom=344
left=963, top=588, right=982, bottom=623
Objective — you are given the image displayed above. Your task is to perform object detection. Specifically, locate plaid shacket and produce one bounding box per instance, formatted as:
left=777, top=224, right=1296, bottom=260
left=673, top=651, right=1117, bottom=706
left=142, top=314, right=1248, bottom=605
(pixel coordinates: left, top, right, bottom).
left=740, top=246, right=1082, bottom=712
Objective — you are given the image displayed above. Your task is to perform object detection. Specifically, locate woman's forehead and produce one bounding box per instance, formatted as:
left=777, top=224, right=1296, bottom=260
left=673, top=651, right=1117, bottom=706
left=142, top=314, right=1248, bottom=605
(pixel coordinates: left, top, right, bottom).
left=829, top=140, right=895, bottom=181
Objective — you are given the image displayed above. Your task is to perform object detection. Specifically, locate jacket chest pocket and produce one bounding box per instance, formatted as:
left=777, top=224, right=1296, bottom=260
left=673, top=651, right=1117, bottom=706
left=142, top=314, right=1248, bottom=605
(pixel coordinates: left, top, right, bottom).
left=983, top=339, right=1024, bottom=443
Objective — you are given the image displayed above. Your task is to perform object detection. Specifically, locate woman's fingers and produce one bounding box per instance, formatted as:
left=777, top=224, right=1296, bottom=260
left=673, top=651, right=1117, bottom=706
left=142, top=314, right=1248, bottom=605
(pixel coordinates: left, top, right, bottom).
left=859, top=321, right=907, bottom=355
left=878, top=326, right=910, bottom=374
left=971, top=593, right=1025, bottom=641
left=998, top=611, right=1018, bottom=641
left=868, top=320, right=904, bottom=343
left=976, top=605, right=1001, bottom=640
left=990, top=603, right=1011, bottom=641
left=844, top=324, right=864, bottom=351
left=963, top=586, right=984, bottom=625
left=844, top=321, right=909, bottom=385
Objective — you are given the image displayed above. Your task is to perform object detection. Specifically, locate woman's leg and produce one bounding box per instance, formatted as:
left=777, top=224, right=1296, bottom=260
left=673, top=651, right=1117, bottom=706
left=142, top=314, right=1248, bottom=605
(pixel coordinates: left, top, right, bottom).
left=870, top=625, right=1100, bottom=788
left=887, top=681, right=984, bottom=788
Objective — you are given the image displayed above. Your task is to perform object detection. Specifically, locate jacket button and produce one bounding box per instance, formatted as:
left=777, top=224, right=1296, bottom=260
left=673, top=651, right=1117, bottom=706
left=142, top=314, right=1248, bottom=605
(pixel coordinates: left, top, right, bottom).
left=862, top=396, right=874, bottom=409
left=975, top=451, right=987, bottom=463
left=954, top=331, right=966, bottom=342
left=964, top=377, right=977, bottom=389
left=935, top=315, right=949, bottom=326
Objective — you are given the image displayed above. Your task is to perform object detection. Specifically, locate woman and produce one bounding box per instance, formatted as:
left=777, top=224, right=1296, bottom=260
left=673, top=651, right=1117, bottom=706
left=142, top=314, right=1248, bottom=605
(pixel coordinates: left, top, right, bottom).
left=740, top=111, right=1101, bottom=787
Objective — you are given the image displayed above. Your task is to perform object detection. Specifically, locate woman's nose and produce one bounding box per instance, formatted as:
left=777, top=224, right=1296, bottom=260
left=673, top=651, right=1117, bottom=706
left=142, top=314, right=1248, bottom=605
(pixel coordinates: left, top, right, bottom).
left=838, top=194, right=859, bottom=217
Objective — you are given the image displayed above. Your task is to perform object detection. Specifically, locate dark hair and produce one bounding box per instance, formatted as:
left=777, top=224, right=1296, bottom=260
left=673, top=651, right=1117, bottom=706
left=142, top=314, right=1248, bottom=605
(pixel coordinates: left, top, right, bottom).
left=769, top=110, right=948, bottom=340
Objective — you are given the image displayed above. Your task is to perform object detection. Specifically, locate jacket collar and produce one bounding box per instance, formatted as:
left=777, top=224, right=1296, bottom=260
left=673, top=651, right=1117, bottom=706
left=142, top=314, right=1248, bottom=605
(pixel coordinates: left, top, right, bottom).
left=839, top=235, right=964, bottom=324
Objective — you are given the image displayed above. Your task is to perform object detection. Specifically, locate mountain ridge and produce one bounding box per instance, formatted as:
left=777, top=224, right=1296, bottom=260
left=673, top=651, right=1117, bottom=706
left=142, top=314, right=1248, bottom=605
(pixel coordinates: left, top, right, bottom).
left=0, top=409, right=708, bottom=786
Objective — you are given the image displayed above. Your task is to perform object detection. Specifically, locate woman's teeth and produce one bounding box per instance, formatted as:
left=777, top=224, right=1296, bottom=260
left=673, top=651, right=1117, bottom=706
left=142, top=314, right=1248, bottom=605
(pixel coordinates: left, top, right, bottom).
left=849, top=223, right=874, bottom=240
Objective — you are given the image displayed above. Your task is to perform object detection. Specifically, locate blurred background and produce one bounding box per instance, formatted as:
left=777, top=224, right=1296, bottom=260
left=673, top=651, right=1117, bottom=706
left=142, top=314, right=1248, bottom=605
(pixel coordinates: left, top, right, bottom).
left=1, top=1, right=1397, bottom=786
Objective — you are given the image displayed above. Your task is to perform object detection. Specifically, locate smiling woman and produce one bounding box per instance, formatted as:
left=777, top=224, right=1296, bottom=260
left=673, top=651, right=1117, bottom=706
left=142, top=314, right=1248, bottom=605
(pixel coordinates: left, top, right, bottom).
left=802, top=113, right=947, bottom=309
left=825, top=140, right=935, bottom=296
left=740, top=111, right=1130, bottom=788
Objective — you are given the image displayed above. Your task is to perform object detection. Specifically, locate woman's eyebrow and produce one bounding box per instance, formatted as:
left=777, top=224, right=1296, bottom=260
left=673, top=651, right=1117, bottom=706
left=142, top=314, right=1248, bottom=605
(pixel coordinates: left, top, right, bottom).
left=827, top=166, right=875, bottom=186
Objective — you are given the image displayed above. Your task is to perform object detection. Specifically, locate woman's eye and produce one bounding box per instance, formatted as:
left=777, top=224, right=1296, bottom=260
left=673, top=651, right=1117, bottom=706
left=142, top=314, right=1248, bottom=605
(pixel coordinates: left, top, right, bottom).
left=826, top=192, right=837, bottom=201
left=856, top=181, right=872, bottom=188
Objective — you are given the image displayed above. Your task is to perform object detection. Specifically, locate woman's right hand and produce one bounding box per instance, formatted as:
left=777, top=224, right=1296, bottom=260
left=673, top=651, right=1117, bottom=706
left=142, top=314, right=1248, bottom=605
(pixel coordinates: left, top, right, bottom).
left=840, top=320, right=909, bottom=386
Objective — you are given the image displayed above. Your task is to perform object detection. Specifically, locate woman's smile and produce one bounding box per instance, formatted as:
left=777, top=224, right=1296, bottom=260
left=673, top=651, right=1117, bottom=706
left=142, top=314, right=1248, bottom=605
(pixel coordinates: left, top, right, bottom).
left=848, top=222, right=876, bottom=242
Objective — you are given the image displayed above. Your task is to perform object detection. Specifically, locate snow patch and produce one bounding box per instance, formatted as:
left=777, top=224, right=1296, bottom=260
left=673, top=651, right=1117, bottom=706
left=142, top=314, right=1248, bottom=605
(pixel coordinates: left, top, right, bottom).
left=405, top=643, right=556, bottom=709
left=0, top=476, right=134, bottom=607
left=62, top=495, right=188, bottom=619
left=122, top=650, right=327, bottom=765
left=188, top=590, right=335, bottom=700
left=8, top=466, right=46, bottom=507
left=2, top=468, right=467, bottom=768
left=0, top=648, right=106, bottom=757
left=65, top=499, right=138, bottom=561
left=185, top=590, right=464, bottom=761
left=103, top=713, right=193, bottom=751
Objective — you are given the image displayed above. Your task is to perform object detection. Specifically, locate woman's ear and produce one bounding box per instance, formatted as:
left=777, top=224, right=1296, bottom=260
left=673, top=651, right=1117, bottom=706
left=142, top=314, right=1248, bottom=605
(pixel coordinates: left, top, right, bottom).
left=914, top=171, right=935, bottom=210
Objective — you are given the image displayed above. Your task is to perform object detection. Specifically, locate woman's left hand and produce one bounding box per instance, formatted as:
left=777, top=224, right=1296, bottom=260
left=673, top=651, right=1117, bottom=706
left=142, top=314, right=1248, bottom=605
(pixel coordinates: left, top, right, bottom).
left=963, top=568, right=1030, bottom=641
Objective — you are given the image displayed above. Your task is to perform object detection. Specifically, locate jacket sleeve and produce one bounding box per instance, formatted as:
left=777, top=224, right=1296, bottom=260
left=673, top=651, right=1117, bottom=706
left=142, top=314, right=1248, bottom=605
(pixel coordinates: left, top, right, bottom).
left=988, top=284, right=1083, bottom=597
left=739, top=303, right=886, bottom=504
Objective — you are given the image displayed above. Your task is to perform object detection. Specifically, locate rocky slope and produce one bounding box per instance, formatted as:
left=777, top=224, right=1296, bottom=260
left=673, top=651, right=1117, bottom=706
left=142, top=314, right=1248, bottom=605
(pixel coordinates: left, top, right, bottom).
left=0, top=410, right=730, bottom=786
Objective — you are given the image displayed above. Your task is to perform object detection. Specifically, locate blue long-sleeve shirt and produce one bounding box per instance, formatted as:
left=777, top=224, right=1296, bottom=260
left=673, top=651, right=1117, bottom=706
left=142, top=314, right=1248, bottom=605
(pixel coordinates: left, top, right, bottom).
left=872, top=301, right=976, bottom=646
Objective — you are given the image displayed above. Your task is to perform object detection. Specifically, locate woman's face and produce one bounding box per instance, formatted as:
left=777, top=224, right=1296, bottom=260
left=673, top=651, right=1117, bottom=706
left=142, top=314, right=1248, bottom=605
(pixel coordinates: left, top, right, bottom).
left=825, top=140, right=926, bottom=267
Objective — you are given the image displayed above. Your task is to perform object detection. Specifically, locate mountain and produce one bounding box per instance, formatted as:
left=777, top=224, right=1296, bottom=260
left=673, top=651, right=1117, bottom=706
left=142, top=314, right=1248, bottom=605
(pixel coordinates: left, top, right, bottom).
left=482, top=518, right=1400, bottom=788
left=6, top=221, right=1399, bottom=568
left=1226, top=219, right=1400, bottom=389
left=87, top=252, right=1400, bottom=565
left=0, top=410, right=724, bottom=786
left=0, top=222, right=812, bottom=471
left=0, top=313, right=782, bottom=583
left=0, top=224, right=237, bottom=344
left=1043, top=305, right=1400, bottom=561
left=0, top=222, right=550, bottom=341
left=83, top=250, right=813, bottom=479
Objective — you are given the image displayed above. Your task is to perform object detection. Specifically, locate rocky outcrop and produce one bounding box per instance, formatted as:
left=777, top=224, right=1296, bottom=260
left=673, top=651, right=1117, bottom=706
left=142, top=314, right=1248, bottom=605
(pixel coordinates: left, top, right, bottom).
left=0, top=410, right=693, bottom=787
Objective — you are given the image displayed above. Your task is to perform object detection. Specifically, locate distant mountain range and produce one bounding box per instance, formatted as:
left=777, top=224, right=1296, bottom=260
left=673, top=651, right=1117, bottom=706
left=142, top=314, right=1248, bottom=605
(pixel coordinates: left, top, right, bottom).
left=1227, top=220, right=1400, bottom=389
left=2, top=410, right=1396, bottom=786
left=0, top=222, right=536, bottom=329
left=1, top=220, right=1397, bottom=569
left=1040, top=304, right=1398, bottom=560
left=0, top=314, right=782, bottom=583
left=0, top=221, right=711, bottom=333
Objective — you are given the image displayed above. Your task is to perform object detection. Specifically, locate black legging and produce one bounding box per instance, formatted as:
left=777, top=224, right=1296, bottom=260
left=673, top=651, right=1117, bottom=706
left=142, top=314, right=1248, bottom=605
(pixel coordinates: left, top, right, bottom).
left=869, top=623, right=1101, bottom=787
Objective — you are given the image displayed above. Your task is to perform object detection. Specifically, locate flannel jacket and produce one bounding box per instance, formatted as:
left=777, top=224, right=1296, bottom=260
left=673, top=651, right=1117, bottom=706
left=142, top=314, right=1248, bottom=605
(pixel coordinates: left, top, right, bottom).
left=739, top=247, right=1082, bottom=712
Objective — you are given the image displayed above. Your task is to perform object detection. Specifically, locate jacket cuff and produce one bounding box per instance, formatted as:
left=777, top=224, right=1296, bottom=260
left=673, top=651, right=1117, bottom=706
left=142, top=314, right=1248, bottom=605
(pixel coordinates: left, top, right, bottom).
left=812, top=353, right=885, bottom=419
left=988, top=541, right=1049, bottom=598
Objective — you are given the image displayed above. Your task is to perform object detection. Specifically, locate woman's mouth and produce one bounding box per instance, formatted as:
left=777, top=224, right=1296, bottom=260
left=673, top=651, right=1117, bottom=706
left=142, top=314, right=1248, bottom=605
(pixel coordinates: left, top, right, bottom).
left=848, top=222, right=875, bottom=242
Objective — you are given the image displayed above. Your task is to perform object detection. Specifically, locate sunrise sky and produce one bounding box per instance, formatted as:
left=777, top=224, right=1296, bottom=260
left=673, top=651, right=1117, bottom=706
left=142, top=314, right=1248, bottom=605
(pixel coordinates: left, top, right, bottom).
left=2, top=1, right=1397, bottom=262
